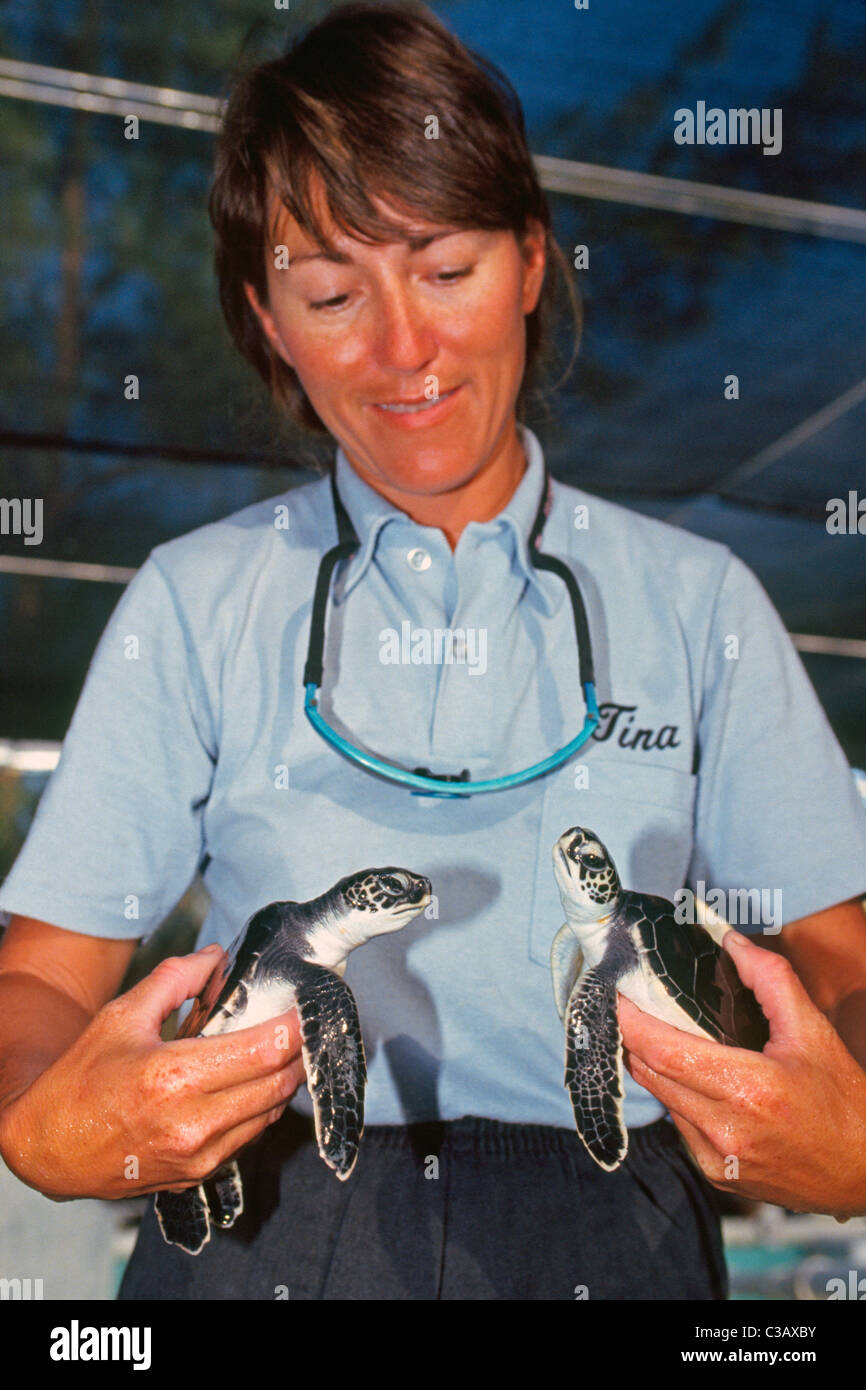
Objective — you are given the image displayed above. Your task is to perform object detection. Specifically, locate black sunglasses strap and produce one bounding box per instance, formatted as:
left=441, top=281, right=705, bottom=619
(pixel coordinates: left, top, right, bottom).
left=528, top=470, right=596, bottom=689
left=305, top=467, right=595, bottom=690
left=302, top=475, right=359, bottom=689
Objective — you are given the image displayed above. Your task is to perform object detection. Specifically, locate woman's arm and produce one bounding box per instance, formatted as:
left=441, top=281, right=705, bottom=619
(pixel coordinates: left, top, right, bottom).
left=0, top=917, right=306, bottom=1201
left=0, top=916, right=139, bottom=1111
left=763, top=896, right=866, bottom=1067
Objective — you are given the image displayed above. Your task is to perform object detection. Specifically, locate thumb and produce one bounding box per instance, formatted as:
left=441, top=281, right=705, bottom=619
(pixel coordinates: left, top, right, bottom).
left=119, top=944, right=225, bottom=1036
left=723, top=929, right=816, bottom=1046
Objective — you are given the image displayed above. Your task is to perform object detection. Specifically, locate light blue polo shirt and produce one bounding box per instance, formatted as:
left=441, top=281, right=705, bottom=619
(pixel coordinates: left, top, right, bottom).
left=2, top=424, right=865, bottom=1130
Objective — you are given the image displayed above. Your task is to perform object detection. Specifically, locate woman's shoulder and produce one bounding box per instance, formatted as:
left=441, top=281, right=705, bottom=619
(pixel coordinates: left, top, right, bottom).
left=552, top=475, right=737, bottom=592
left=144, top=471, right=333, bottom=598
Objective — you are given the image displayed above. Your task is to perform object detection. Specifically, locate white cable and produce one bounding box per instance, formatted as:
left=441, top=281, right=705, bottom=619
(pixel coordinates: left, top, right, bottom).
left=0, top=555, right=137, bottom=583
left=535, top=153, right=866, bottom=243
left=1, top=59, right=865, bottom=239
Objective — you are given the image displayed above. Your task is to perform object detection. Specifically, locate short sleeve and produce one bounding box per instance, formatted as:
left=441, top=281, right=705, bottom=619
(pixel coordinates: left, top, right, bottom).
left=0, top=555, right=217, bottom=939
left=687, top=553, right=866, bottom=925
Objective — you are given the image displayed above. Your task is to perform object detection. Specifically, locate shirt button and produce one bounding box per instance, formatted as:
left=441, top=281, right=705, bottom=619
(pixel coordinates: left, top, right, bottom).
left=407, top=547, right=431, bottom=572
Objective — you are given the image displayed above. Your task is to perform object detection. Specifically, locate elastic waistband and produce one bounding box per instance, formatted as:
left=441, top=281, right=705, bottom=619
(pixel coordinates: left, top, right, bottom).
left=282, top=1110, right=681, bottom=1162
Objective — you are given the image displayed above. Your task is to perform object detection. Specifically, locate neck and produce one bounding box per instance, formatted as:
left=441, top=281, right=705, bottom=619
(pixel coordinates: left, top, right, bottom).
left=343, top=420, right=527, bottom=551
left=564, top=901, right=618, bottom=929
left=305, top=887, right=358, bottom=970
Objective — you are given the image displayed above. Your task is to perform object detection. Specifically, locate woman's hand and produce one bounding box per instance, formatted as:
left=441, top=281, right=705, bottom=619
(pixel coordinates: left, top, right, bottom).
left=618, top=930, right=866, bottom=1218
left=0, top=945, right=306, bottom=1201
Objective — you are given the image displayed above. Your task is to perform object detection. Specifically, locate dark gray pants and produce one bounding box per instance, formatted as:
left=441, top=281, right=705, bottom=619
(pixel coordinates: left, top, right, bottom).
left=118, top=1112, right=728, bottom=1300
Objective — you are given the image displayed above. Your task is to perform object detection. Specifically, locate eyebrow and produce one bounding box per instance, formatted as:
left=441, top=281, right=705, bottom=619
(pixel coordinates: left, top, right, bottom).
left=287, top=230, right=461, bottom=268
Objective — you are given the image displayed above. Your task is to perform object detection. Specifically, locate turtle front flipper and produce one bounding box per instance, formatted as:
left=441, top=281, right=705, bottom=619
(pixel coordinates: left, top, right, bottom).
left=154, top=1186, right=211, bottom=1255
left=565, top=967, right=628, bottom=1171
left=551, top=923, right=584, bottom=1022
left=202, top=1160, right=243, bottom=1231
left=290, top=957, right=366, bottom=1180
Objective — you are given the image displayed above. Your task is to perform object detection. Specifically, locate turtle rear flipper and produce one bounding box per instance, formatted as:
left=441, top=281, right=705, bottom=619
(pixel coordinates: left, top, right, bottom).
left=202, top=1160, right=243, bottom=1231
left=291, top=957, right=366, bottom=1180
left=565, top=967, right=628, bottom=1171
left=154, top=1186, right=211, bottom=1255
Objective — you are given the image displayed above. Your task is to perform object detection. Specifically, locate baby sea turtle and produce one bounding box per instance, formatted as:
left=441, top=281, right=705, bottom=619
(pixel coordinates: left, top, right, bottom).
left=155, top=866, right=432, bottom=1254
left=550, top=825, right=769, bottom=1172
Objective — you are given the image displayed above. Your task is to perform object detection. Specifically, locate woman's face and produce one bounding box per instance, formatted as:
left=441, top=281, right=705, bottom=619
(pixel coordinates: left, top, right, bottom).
left=244, top=183, right=547, bottom=499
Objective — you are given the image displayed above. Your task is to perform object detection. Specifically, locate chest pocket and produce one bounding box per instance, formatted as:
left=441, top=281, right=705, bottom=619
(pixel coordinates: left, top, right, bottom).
left=527, top=757, right=698, bottom=967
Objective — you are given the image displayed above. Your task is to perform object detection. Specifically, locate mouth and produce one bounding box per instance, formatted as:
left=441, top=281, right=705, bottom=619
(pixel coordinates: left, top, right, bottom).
left=371, top=384, right=462, bottom=422
left=394, top=892, right=431, bottom=916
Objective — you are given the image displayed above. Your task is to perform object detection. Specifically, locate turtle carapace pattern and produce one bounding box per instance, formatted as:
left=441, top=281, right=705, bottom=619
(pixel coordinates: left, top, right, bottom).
left=550, top=826, right=769, bottom=1172
left=154, top=866, right=432, bottom=1254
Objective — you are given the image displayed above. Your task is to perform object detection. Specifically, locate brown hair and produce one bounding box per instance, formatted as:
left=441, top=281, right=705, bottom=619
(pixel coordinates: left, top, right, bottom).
left=209, top=0, right=581, bottom=441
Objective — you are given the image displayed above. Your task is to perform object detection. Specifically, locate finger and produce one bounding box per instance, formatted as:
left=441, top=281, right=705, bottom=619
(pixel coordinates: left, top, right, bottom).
left=663, top=1106, right=731, bottom=1183
left=193, top=1053, right=307, bottom=1135
left=118, top=946, right=226, bottom=1035
left=723, top=930, right=818, bottom=1045
left=625, top=1048, right=736, bottom=1131
left=618, top=995, right=756, bottom=1098
left=136, top=1065, right=305, bottom=1194
left=139, top=1100, right=294, bottom=1195
left=164, top=1010, right=304, bottom=1092
left=188, top=1095, right=299, bottom=1184
left=201, top=1101, right=292, bottom=1173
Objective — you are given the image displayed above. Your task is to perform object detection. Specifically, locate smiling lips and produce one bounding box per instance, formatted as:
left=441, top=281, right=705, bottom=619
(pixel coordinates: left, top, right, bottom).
left=373, top=385, right=461, bottom=415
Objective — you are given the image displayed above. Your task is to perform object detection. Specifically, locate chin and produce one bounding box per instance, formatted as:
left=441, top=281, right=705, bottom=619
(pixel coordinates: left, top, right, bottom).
left=375, top=447, right=485, bottom=494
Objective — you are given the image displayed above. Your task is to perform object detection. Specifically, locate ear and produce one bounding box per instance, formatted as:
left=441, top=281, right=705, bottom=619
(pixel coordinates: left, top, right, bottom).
left=243, top=281, right=295, bottom=369
left=519, top=219, right=548, bottom=316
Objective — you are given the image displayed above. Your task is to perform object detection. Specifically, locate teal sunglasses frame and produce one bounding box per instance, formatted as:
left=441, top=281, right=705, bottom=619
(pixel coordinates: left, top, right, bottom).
left=303, top=469, right=600, bottom=797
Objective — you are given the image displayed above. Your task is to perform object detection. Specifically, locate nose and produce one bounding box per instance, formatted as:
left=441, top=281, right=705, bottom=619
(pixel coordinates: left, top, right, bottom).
left=410, top=874, right=432, bottom=903
left=372, top=279, right=437, bottom=374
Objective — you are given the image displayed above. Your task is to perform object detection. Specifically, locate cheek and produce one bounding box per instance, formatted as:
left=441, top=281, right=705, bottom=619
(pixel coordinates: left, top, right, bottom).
left=453, top=264, right=526, bottom=357
left=274, top=305, right=372, bottom=384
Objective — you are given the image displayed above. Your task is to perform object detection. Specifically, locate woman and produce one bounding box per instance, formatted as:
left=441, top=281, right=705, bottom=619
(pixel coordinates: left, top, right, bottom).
left=1, top=3, right=865, bottom=1301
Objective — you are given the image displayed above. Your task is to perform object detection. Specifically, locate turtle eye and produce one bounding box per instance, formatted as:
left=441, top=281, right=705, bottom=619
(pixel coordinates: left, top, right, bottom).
left=381, top=873, right=409, bottom=895
left=579, top=852, right=607, bottom=871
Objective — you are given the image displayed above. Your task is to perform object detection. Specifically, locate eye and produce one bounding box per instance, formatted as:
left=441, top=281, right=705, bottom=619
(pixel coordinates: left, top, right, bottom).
left=309, top=265, right=474, bottom=311
left=381, top=873, right=408, bottom=895
left=309, top=294, right=350, bottom=312
left=580, top=853, right=607, bottom=871
left=434, top=265, right=474, bottom=283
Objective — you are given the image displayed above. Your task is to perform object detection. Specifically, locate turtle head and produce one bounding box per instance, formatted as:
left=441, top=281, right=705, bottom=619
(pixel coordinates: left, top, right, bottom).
left=553, top=826, right=621, bottom=923
left=328, top=867, right=432, bottom=946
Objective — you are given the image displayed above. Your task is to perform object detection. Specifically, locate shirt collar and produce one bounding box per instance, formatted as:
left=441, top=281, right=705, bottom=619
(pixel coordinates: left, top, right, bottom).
left=331, top=423, right=556, bottom=610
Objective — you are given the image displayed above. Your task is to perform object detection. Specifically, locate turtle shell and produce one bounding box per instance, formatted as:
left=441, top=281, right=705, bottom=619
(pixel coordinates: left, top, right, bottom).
left=178, top=904, right=293, bottom=1039
left=621, top=890, right=769, bottom=1051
